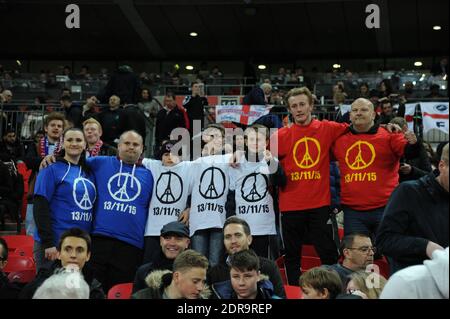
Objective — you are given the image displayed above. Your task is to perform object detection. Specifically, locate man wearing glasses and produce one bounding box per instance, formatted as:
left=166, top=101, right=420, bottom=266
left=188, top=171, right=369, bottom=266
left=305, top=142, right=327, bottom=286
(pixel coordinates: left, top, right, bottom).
left=329, top=233, right=375, bottom=290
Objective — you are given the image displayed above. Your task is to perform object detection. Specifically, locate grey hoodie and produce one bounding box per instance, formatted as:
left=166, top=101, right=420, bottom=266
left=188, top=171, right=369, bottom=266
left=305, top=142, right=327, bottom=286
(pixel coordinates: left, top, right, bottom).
left=380, top=248, right=449, bottom=299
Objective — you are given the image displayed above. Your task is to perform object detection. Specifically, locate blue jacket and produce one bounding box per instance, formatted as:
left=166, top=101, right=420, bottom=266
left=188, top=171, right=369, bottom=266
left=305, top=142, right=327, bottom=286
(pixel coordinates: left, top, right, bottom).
left=212, top=278, right=282, bottom=299
left=329, top=161, right=341, bottom=211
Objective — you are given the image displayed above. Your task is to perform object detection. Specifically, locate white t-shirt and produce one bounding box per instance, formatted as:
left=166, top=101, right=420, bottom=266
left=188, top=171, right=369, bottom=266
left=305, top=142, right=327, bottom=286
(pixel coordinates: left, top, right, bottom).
left=229, top=158, right=277, bottom=236
left=189, top=154, right=232, bottom=236
left=142, top=159, right=193, bottom=236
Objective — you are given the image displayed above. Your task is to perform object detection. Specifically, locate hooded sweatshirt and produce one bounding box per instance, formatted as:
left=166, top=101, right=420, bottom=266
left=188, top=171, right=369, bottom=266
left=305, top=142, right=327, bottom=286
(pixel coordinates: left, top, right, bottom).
left=380, top=248, right=449, bottom=299
left=34, top=158, right=96, bottom=248
left=88, top=156, right=153, bottom=249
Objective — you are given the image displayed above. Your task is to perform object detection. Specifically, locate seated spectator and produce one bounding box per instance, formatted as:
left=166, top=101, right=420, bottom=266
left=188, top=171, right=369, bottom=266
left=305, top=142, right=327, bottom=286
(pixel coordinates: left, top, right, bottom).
left=425, top=84, right=445, bottom=99
left=0, top=129, right=24, bottom=161
left=0, top=237, right=21, bottom=299
left=243, top=83, right=272, bottom=106
left=378, top=79, right=393, bottom=98
left=207, top=217, right=286, bottom=298
left=82, top=96, right=100, bottom=122
left=212, top=250, right=281, bottom=299
left=329, top=233, right=375, bottom=289
left=33, top=270, right=90, bottom=299
left=376, top=98, right=396, bottom=125
left=0, top=89, right=13, bottom=104
left=380, top=247, right=449, bottom=299
left=299, top=267, right=342, bottom=299
left=346, top=271, right=387, bottom=299
left=358, top=83, right=370, bottom=99
left=20, top=228, right=105, bottom=299
left=132, top=250, right=209, bottom=299
left=133, top=221, right=190, bottom=294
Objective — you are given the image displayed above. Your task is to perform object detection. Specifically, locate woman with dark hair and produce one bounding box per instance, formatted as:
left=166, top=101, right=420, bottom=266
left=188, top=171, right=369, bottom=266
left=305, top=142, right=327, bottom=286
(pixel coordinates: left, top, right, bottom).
left=378, top=79, right=393, bottom=98
left=33, top=128, right=96, bottom=271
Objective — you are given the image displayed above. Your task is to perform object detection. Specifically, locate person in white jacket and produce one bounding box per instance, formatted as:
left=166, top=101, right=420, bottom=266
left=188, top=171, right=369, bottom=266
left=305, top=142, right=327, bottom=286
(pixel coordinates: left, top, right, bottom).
left=380, top=247, right=449, bottom=299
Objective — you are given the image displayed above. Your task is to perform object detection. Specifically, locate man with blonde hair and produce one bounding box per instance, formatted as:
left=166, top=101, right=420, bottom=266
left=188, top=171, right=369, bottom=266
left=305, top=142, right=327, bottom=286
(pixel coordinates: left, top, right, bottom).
left=82, top=118, right=116, bottom=157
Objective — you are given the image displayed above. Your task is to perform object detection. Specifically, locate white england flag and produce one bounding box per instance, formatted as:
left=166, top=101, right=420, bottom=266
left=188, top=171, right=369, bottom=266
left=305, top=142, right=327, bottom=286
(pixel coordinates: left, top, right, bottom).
left=404, top=103, right=417, bottom=131
left=420, top=102, right=449, bottom=134
left=216, top=105, right=270, bottom=125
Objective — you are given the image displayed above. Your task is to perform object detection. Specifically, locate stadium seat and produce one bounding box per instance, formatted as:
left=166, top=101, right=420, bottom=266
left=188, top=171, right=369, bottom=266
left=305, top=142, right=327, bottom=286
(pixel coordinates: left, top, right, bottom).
left=13, top=245, right=34, bottom=258
left=3, top=255, right=35, bottom=273
left=338, top=228, right=344, bottom=240
left=107, top=283, right=133, bottom=299
left=275, top=256, right=288, bottom=285
left=301, top=256, right=322, bottom=271
left=374, top=256, right=390, bottom=279
left=284, top=285, right=302, bottom=299
left=2, top=235, right=34, bottom=252
left=7, top=269, right=36, bottom=283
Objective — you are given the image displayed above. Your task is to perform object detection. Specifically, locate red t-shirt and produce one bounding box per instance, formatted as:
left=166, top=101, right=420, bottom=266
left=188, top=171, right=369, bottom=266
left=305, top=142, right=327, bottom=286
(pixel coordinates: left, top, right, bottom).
left=272, top=120, right=348, bottom=212
left=333, top=128, right=407, bottom=210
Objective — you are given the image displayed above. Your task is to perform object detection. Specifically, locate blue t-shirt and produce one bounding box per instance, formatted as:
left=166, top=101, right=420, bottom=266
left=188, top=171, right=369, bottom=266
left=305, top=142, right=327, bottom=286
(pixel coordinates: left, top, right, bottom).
left=34, top=161, right=96, bottom=246
left=88, top=157, right=153, bottom=249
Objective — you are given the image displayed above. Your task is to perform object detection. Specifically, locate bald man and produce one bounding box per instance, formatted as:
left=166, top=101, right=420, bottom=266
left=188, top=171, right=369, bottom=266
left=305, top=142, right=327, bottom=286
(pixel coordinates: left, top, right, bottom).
left=332, top=98, right=419, bottom=239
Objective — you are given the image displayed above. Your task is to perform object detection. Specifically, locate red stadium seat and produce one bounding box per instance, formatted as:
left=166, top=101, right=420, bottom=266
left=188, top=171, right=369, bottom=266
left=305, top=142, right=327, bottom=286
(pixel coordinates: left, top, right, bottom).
left=3, top=255, right=35, bottom=273
left=284, top=285, right=303, bottom=299
left=2, top=235, right=34, bottom=252
left=13, top=245, right=34, bottom=258
left=279, top=268, right=288, bottom=285
left=302, top=245, right=318, bottom=257
left=301, top=256, right=322, bottom=271
left=7, top=269, right=36, bottom=283
left=338, top=228, right=344, bottom=240
left=373, top=257, right=390, bottom=279
left=275, top=256, right=288, bottom=285
left=107, top=283, right=133, bottom=299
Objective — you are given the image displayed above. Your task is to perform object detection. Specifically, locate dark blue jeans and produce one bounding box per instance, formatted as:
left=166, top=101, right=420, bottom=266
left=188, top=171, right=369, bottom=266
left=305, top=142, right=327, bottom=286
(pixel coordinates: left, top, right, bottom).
left=343, top=206, right=385, bottom=239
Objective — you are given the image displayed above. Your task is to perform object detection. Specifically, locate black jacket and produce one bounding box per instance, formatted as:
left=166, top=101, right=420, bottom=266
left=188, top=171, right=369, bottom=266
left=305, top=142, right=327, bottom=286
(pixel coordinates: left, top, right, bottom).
left=207, top=255, right=286, bottom=299
left=0, top=271, right=21, bottom=299
left=19, top=261, right=105, bottom=299
left=376, top=172, right=449, bottom=273
left=65, top=105, right=83, bottom=129
left=102, top=65, right=140, bottom=104
left=155, top=107, right=186, bottom=147
left=97, top=108, right=122, bottom=146
left=132, top=252, right=174, bottom=293
left=243, top=87, right=266, bottom=105
left=182, top=95, right=208, bottom=129
left=118, top=105, right=147, bottom=145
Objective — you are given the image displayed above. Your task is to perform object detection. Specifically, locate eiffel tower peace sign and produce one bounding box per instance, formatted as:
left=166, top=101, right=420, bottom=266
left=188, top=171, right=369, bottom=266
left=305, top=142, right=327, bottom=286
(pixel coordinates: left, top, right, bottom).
left=241, top=173, right=268, bottom=203
left=345, top=141, right=376, bottom=170
left=293, top=137, right=321, bottom=169
left=156, top=171, right=183, bottom=204
left=73, top=177, right=96, bottom=210
left=107, top=173, right=142, bottom=202
left=199, top=167, right=226, bottom=200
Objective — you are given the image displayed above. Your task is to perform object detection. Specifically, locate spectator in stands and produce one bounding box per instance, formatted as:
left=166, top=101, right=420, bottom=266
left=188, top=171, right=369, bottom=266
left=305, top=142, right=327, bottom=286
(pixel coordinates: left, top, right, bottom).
left=210, top=66, right=223, bottom=79
left=380, top=247, right=449, bottom=299
left=81, top=96, right=100, bottom=121
left=299, top=267, right=342, bottom=299
left=402, top=81, right=418, bottom=99
left=96, top=95, right=122, bottom=147
left=376, top=98, right=396, bottom=125
left=20, top=228, right=104, bottom=299
left=270, top=87, right=350, bottom=286
left=62, top=66, right=74, bottom=80
left=378, top=79, right=393, bottom=98
left=33, top=128, right=95, bottom=271
left=207, top=217, right=286, bottom=298
left=358, top=83, right=370, bottom=99
left=333, top=98, right=419, bottom=239
left=201, top=124, right=229, bottom=156
left=102, top=65, right=140, bottom=104
left=0, top=89, right=12, bottom=104
left=138, top=88, right=161, bottom=157
left=431, top=57, right=448, bottom=77
left=346, top=271, right=386, bottom=299
left=61, top=95, right=83, bottom=129
left=0, top=237, right=21, bottom=299
left=155, top=92, right=187, bottom=152
left=376, top=143, right=449, bottom=273
left=32, top=270, right=90, bottom=299
left=389, top=117, right=432, bottom=182
left=77, top=65, right=91, bottom=80
left=132, top=249, right=209, bottom=299
left=212, top=249, right=281, bottom=299
left=24, top=112, right=66, bottom=238
left=0, top=129, right=25, bottom=161
left=118, top=103, right=147, bottom=146
left=425, top=84, right=445, bottom=99
left=82, top=118, right=116, bottom=157
left=133, top=221, right=190, bottom=293
left=329, top=233, right=375, bottom=288
left=243, top=83, right=272, bottom=106
left=183, top=82, right=208, bottom=134
left=333, top=92, right=349, bottom=123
